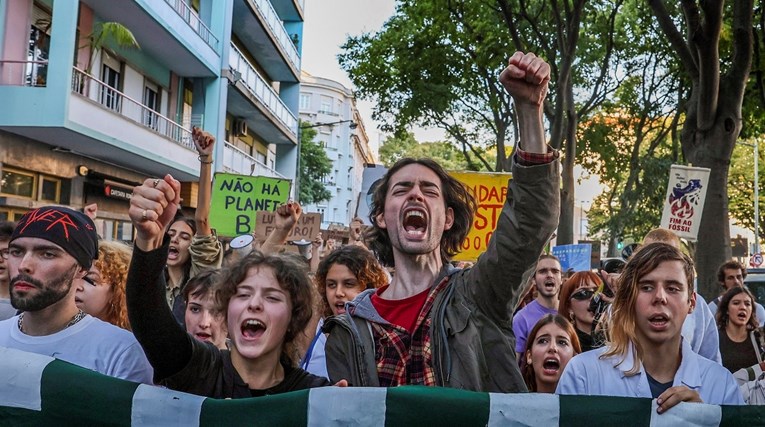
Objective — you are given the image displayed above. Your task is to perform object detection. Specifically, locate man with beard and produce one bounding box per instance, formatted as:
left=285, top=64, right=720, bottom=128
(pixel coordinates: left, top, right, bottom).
left=0, top=206, right=152, bottom=383
left=513, top=254, right=563, bottom=357
left=324, top=51, right=560, bottom=392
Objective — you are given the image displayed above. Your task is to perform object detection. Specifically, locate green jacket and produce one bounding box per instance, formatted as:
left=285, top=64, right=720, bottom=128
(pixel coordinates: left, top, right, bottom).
left=324, top=157, right=560, bottom=392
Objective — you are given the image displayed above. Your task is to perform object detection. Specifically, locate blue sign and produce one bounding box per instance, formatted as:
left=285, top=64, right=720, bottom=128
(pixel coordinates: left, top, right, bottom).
left=552, top=244, right=592, bottom=272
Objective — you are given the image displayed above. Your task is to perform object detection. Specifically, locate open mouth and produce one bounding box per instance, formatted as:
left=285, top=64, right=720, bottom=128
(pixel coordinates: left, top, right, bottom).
left=648, top=314, right=669, bottom=329
left=241, top=319, right=266, bottom=339
left=167, top=246, right=179, bottom=261
left=195, top=332, right=212, bottom=341
left=334, top=301, right=347, bottom=314
left=403, top=209, right=427, bottom=237
left=737, top=312, right=749, bottom=321
left=542, top=358, right=560, bottom=374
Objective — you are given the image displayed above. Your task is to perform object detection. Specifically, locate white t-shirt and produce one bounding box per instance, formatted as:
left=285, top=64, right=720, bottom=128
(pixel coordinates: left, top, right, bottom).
left=0, top=314, right=153, bottom=384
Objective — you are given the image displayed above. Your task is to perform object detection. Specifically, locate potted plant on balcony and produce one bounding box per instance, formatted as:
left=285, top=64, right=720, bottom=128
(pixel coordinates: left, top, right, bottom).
left=77, top=22, right=139, bottom=95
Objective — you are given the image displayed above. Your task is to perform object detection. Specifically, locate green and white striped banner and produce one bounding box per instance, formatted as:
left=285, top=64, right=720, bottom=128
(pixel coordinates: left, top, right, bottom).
left=0, top=347, right=762, bottom=426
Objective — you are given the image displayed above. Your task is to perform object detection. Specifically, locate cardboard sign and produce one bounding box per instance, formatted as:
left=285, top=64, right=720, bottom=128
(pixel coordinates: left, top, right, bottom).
left=450, top=171, right=512, bottom=262
left=552, top=244, right=593, bottom=273
left=255, top=212, right=321, bottom=242
left=659, top=165, right=711, bottom=241
left=209, top=173, right=291, bottom=237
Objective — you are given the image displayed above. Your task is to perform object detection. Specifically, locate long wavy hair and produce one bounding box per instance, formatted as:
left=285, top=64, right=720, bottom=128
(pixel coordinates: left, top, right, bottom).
left=522, top=314, right=581, bottom=392
left=214, top=251, right=313, bottom=366
left=716, top=286, right=759, bottom=331
left=366, top=158, right=476, bottom=267
left=94, top=240, right=132, bottom=330
left=314, top=245, right=388, bottom=317
left=602, top=243, right=694, bottom=376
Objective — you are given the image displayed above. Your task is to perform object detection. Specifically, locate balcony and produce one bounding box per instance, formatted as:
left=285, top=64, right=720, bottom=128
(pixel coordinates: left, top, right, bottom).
left=163, top=0, right=219, bottom=50
left=270, top=0, right=304, bottom=21
left=227, top=43, right=297, bottom=145
left=232, top=0, right=300, bottom=81
left=0, top=60, right=49, bottom=87
left=223, top=142, right=286, bottom=179
left=72, top=68, right=194, bottom=151
left=79, top=0, right=219, bottom=77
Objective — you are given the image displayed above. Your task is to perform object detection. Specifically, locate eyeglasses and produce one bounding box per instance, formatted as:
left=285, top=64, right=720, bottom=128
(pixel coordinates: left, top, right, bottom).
left=570, top=289, right=595, bottom=301
left=0, top=248, right=8, bottom=260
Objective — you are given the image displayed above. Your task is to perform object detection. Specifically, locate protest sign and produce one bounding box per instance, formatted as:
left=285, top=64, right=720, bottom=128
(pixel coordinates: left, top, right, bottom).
left=254, top=212, right=321, bottom=242
left=209, top=173, right=291, bottom=237
left=450, top=171, right=512, bottom=262
left=355, top=164, right=388, bottom=225
left=552, top=244, right=593, bottom=273
left=659, top=165, right=711, bottom=241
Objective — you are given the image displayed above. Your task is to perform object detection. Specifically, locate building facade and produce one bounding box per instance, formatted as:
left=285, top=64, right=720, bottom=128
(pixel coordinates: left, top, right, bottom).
left=299, top=71, right=375, bottom=229
left=0, top=0, right=303, bottom=240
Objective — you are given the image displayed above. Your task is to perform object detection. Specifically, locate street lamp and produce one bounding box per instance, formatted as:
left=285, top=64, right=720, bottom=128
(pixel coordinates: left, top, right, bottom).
left=300, top=119, right=358, bottom=130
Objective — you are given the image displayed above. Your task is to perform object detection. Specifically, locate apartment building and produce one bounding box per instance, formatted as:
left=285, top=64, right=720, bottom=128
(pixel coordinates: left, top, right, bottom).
left=299, top=71, right=375, bottom=229
left=0, top=0, right=303, bottom=240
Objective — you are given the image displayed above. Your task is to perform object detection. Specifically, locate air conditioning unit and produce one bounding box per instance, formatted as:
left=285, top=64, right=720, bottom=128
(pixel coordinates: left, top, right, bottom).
left=233, top=119, right=248, bottom=136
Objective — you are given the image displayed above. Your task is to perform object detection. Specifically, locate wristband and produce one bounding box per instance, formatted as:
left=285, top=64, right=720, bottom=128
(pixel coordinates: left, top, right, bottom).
left=198, top=155, right=213, bottom=164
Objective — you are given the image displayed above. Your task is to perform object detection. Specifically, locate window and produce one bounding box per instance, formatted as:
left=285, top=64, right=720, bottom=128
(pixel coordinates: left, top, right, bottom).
left=182, top=79, right=194, bottom=129
left=1, top=169, right=35, bottom=198
left=27, top=3, right=52, bottom=87
left=0, top=208, right=29, bottom=222
left=143, top=81, right=160, bottom=130
left=0, top=167, right=62, bottom=203
left=300, top=93, right=311, bottom=110
left=100, top=64, right=122, bottom=111
left=319, top=96, right=332, bottom=115
left=39, top=176, right=60, bottom=202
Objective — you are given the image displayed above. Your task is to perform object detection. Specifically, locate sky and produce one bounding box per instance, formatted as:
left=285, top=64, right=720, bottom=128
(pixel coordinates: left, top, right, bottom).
left=301, top=0, right=447, bottom=151
left=300, top=0, right=601, bottom=206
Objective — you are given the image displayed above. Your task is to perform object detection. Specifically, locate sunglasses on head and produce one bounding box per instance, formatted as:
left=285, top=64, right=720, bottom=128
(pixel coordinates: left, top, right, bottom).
left=570, top=289, right=595, bottom=301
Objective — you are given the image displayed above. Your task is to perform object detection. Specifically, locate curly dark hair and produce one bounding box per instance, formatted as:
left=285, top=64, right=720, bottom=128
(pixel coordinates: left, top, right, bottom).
left=366, top=158, right=476, bottom=267
left=213, top=251, right=313, bottom=366
left=716, top=286, right=759, bottom=330
left=717, top=260, right=747, bottom=285
left=314, top=245, right=388, bottom=317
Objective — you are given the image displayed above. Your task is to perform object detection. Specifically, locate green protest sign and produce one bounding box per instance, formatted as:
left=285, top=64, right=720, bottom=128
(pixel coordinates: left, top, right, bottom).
left=209, top=173, right=292, bottom=237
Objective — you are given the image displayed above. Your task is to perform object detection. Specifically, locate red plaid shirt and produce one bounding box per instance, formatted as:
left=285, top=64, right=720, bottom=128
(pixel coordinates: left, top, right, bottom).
left=371, top=277, right=450, bottom=387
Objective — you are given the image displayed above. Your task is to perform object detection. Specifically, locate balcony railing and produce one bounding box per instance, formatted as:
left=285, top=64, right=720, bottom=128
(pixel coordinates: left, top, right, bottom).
left=71, top=67, right=194, bottom=150
left=0, top=60, right=49, bottom=87
left=223, top=142, right=286, bottom=178
left=164, top=0, right=219, bottom=49
left=251, top=0, right=300, bottom=72
left=229, top=43, right=297, bottom=136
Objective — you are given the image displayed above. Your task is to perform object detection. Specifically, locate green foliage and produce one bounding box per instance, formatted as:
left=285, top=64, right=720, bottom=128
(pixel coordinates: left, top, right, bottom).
left=338, top=0, right=512, bottom=171
left=378, top=132, right=492, bottom=171
left=298, top=124, right=332, bottom=205
left=84, top=22, right=140, bottom=75
left=728, top=141, right=765, bottom=237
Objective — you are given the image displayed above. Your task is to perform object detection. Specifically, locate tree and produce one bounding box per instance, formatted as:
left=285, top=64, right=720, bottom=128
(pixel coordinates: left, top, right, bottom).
left=340, top=0, right=625, bottom=245
left=728, top=140, right=764, bottom=241
left=578, top=1, right=682, bottom=255
left=298, top=124, right=333, bottom=205
left=83, top=22, right=139, bottom=76
left=648, top=0, right=754, bottom=298
left=378, top=132, right=492, bottom=170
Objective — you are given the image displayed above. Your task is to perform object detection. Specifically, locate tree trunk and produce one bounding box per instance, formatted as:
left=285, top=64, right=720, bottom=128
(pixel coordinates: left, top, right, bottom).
left=559, top=110, right=578, bottom=245
left=682, top=108, right=738, bottom=300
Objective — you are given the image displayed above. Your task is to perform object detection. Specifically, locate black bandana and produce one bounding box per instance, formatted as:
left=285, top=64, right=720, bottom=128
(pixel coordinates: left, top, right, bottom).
left=10, top=206, right=99, bottom=268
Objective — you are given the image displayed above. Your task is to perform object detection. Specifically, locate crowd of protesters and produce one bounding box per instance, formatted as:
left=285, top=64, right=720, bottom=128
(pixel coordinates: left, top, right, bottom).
left=1, top=51, right=763, bottom=418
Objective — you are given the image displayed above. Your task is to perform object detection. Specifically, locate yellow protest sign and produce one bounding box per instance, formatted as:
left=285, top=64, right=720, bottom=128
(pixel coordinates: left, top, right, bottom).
left=449, top=171, right=512, bottom=262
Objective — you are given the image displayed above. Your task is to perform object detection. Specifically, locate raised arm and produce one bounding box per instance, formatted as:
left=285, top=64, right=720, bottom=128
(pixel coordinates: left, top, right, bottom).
left=126, top=176, right=194, bottom=380
left=467, top=52, right=559, bottom=320
left=189, top=127, right=223, bottom=275
left=261, top=202, right=302, bottom=255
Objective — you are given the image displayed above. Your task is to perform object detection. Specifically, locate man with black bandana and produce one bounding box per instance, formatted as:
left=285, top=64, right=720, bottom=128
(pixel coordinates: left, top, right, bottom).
left=0, top=206, right=152, bottom=383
